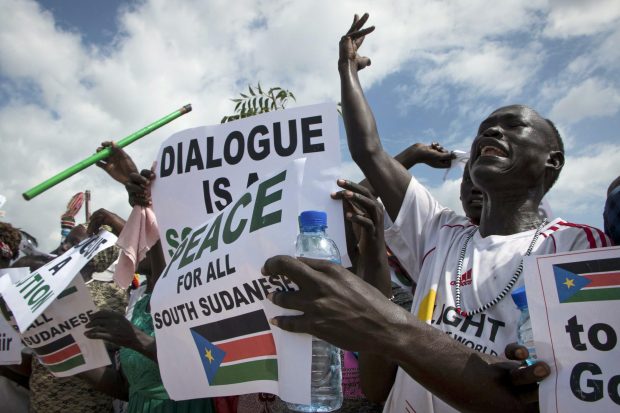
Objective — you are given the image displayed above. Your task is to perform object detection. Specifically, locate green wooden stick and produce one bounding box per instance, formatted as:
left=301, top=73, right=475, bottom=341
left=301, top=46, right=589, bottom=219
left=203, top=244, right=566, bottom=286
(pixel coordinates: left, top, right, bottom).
left=23, top=104, right=192, bottom=201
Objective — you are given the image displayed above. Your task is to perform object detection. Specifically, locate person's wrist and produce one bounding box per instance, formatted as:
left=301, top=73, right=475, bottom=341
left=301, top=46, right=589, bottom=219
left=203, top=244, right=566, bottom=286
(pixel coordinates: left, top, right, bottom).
left=380, top=307, right=415, bottom=360
left=402, top=148, right=424, bottom=168
left=338, top=58, right=355, bottom=72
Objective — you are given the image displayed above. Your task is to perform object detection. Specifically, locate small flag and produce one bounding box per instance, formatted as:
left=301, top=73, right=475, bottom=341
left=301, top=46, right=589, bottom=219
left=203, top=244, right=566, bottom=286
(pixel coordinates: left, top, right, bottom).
left=31, top=334, right=85, bottom=373
left=190, top=310, right=278, bottom=386
left=553, top=257, right=620, bottom=303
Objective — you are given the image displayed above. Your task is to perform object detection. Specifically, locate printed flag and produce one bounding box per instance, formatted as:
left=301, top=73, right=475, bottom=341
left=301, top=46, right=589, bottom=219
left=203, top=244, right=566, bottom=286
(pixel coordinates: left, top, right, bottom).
left=190, top=310, right=278, bottom=386
left=31, top=334, right=85, bottom=373
left=553, top=257, right=620, bottom=303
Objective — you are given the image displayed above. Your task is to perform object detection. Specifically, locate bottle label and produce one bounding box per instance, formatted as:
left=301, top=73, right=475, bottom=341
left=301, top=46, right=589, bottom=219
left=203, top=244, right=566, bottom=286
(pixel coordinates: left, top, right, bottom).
left=341, top=351, right=364, bottom=399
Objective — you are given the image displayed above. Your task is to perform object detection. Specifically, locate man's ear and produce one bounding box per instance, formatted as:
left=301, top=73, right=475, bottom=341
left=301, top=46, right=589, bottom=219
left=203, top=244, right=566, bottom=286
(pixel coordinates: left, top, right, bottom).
left=546, top=150, right=564, bottom=171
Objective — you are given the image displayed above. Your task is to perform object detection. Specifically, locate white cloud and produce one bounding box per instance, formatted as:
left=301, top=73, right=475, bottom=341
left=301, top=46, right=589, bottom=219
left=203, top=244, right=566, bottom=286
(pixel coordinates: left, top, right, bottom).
left=547, top=143, right=620, bottom=227
left=0, top=0, right=615, bottom=250
left=412, top=42, right=543, bottom=102
left=544, top=0, right=620, bottom=38
left=338, top=161, right=364, bottom=184
left=549, top=78, right=620, bottom=124
left=427, top=178, right=465, bottom=216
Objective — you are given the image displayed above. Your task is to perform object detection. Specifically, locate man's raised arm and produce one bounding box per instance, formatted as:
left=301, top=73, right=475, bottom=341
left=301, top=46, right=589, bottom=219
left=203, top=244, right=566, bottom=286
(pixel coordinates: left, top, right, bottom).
left=339, top=13, right=428, bottom=221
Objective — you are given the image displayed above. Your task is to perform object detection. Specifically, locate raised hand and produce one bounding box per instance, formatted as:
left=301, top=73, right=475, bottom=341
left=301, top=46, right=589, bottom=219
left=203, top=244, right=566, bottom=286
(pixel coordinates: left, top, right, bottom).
left=407, top=142, right=455, bottom=169
left=125, top=169, right=155, bottom=207
left=331, top=179, right=391, bottom=296
left=339, top=13, right=375, bottom=71
left=96, top=141, right=139, bottom=184
left=87, top=209, right=126, bottom=236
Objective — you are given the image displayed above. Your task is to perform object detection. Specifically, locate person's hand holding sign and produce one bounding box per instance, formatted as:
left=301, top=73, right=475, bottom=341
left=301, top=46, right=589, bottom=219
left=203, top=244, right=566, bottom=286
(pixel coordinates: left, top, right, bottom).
left=96, top=141, right=139, bottom=185
left=262, top=256, right=403, bottom=352
left=502, top=343, right=551, bottom=407
left=85, top=309, right=157, bottom=362
left=125, top=169, right=156, bottom=207
left=263, top=256, right=553, bottom=411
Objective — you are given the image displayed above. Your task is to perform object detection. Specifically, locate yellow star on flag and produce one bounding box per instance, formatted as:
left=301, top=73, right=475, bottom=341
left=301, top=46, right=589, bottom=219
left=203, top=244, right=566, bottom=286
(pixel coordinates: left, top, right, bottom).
left=204, top=348, right=214, bottom=363
left=563, top=277, right=575, bottom=289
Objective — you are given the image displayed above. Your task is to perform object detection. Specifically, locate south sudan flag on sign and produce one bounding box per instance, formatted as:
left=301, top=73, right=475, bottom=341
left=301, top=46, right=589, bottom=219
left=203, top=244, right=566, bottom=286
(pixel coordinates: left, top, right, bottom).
left=32, top=334, right=85, bottom=373
left=553, top=257, right=620, bottom=303
left=190, top=310, right=278, bottom=386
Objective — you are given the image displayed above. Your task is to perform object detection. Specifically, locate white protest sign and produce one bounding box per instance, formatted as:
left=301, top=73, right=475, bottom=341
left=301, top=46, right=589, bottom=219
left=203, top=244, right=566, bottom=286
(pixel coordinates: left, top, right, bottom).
left=0, top=231, right=117, bottom=332
left=0, top=315, right=22, bottom=364
left=0, top=271, right=25, bottom=365
left=524, top=246, right=620, bottom=412
left=151, top=102, right=347, bottom=265
left=151, top=159, right=312, bottom=404
left=20, top=276, right=111, bottom=377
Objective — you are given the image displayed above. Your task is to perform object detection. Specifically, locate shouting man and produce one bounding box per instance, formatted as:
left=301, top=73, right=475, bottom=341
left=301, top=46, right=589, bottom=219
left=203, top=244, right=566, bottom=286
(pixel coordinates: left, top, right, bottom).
left=262, top=13, right=610, bottom=413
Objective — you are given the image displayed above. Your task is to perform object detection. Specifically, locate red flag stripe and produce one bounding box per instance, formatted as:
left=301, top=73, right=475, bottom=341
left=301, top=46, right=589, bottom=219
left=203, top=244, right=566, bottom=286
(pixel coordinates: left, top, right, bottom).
left=40, top=343, right=81, bottom=365
left=583, top=272, right=620, bottom=288
left=217, top=333, right=276, bottom=363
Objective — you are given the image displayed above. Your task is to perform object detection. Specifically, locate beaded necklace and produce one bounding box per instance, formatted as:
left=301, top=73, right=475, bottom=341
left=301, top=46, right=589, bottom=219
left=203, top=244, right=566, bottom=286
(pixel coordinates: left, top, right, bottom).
left=454, top=219, right=547, bottom=317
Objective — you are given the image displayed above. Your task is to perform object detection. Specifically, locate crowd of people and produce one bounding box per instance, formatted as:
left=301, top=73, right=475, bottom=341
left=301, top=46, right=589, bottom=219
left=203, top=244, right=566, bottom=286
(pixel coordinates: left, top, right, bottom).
left=1, top=12, right=618, bottom=413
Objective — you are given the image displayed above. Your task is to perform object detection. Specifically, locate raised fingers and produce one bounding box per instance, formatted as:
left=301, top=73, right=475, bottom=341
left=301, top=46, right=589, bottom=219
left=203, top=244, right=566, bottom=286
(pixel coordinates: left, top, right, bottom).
left=346, top=212, right=375, bottom=233
left=336, top=179, right=374, bottom=199
left=348, top=13, right=370, bottom=35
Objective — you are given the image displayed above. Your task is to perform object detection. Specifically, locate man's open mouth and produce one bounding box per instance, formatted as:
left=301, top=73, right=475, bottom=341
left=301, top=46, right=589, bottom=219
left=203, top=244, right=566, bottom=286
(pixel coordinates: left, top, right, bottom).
left=480, top=146, right=508, bottom=157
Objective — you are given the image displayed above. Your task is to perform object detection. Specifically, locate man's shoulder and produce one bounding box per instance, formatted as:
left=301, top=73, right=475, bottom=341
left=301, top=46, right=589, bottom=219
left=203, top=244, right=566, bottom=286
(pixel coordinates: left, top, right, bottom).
left=540, top=218, right=611, bottom=253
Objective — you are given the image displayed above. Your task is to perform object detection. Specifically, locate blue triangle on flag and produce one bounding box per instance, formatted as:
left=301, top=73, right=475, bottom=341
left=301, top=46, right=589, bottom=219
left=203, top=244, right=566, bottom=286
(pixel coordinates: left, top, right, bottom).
left=553, top=265, right=591, bottom=303
left=190, top=329, right=226, bottom=384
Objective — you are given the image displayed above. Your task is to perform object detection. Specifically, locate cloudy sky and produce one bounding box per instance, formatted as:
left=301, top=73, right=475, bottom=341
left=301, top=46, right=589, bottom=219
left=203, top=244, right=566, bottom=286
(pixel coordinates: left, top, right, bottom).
left=1, top=0, right=619, bottom=251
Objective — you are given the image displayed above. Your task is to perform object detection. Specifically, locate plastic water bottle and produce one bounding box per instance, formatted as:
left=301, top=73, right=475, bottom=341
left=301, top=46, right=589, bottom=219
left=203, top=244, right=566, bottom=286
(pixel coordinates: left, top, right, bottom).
left=286, top=211, right=343, bottom=412
left=511, top=286, right=537, bottom=365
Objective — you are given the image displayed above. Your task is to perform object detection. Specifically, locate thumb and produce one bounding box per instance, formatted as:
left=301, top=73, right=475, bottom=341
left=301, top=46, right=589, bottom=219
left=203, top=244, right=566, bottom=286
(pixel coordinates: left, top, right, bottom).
left=357, top=56, right=371, bottom=70
left=96, top=161, right=110, bottom=170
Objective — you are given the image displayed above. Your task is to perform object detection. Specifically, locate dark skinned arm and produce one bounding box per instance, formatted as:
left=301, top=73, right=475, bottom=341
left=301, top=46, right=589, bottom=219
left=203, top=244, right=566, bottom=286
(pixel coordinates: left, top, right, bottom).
left=333, top=179, right=397, bottom=402
left=263, top=256, right=549, bottom=413
left=358, top=142, right=453, bottom=196
left=77, top=366, right=129, bottom=401
left=87, top=208, right=126, bottom=237
left=145, top=241, right=166, bottom=293
left=339, top=14, right=447, bottom=221
left=345, top=142, right=454, bottom=268
left=84, top=309, right=157, bottom=362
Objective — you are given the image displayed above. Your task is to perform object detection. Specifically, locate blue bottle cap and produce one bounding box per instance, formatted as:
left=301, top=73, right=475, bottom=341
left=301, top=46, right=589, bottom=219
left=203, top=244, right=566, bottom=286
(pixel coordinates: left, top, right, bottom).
left=299, top=210, right=327, bottom=229
left=511, top=286, right=529, bottom=309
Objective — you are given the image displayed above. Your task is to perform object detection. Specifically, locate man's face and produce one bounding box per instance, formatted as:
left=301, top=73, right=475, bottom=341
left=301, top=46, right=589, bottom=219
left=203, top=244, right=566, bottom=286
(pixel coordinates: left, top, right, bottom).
left=468, top=105, right=553, bottom=193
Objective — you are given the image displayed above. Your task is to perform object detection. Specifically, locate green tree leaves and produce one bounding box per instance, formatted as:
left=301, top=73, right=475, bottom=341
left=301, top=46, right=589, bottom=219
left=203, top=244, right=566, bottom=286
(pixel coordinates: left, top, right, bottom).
left=221, top=83, right=296, bottom=123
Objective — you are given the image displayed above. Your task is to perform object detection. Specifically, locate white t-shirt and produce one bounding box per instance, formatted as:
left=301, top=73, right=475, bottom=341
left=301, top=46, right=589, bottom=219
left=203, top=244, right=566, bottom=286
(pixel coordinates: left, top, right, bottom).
left=382, top=177, right=610, bottom=413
